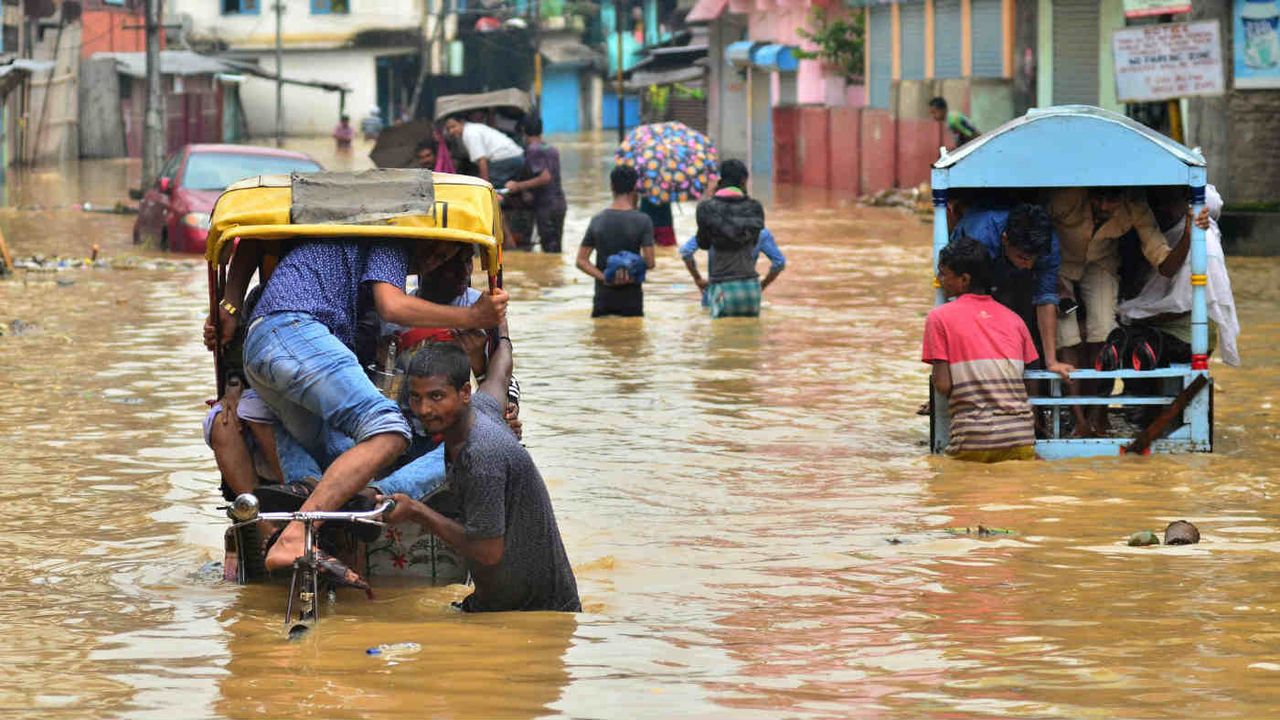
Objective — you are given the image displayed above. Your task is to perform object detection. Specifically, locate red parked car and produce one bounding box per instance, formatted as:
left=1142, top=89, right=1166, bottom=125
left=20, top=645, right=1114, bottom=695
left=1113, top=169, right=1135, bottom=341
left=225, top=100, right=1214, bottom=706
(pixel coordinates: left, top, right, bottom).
left=132, top=144, right=323, bottom=254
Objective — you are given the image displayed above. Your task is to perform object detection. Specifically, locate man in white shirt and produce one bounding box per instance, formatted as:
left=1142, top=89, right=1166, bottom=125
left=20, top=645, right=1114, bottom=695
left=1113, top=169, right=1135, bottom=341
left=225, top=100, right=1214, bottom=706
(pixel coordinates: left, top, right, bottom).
left=1118, top=185, right=1239, bottom=367
left=444, top=115, right=526, bottom=188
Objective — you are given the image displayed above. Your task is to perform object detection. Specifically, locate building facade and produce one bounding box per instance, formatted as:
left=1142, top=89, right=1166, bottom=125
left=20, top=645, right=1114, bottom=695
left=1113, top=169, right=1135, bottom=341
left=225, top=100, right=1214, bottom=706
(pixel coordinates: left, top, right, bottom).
left=172, top=0, right=421, bottom=135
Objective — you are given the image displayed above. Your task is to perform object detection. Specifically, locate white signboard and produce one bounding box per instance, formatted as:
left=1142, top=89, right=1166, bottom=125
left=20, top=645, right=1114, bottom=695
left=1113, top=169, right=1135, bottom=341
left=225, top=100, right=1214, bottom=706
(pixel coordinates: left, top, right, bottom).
left=1112, top=21, right=1225, bottom=102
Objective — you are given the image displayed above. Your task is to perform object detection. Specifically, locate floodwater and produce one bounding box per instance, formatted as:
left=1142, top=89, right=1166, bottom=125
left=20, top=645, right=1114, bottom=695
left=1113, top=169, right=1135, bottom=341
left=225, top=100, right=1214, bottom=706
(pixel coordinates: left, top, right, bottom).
left=1, top=133, right=1279, bottom=719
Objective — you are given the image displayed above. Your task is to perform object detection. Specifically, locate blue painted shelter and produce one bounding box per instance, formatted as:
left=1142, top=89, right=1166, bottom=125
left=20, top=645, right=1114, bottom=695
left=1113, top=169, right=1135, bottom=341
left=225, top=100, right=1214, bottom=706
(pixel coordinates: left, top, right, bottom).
left=929, top=105, right=1213, bottom=459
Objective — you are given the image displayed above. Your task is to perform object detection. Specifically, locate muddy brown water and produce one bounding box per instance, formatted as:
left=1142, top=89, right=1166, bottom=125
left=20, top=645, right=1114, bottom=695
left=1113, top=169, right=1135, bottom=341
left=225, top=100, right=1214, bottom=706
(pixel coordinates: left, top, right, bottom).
left=1, top=134, right=1279, bottom=719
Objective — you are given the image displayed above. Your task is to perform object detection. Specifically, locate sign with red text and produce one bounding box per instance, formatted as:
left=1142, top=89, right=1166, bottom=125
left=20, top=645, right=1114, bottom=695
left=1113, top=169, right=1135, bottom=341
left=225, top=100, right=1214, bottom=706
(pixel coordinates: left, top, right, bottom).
left=1112, top=21, right=1225, bottom=102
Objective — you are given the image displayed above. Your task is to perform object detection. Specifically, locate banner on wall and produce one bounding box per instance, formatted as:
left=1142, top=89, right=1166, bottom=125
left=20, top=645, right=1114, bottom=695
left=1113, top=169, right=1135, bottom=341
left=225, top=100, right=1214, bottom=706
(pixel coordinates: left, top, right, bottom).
left=1235, top=0, right=1280, bottom=88
left=1112, top=21, right=1225, bottom=102
left=1123, top=0, right=1192, bottom=18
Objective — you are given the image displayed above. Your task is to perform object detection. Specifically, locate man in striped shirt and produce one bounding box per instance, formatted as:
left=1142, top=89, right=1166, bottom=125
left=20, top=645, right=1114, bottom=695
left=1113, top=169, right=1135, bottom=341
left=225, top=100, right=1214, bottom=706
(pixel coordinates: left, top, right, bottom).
left=923, top=239, right=1039, bottom=462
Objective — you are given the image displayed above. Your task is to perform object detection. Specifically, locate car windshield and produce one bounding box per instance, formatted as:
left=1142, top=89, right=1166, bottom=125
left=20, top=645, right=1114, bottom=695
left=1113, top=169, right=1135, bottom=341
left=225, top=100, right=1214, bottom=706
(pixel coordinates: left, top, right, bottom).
left=182, top=152, right=322, bottom=191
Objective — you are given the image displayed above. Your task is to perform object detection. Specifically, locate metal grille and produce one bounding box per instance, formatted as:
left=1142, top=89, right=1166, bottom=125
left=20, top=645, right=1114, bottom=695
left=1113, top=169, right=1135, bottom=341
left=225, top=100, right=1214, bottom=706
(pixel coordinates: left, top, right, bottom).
left=972, top=0, right=1005, bottom=77
left=869, top=6, right=892, bottom=109
left=1052, top=0, right=1099, bottom=104
left=899, top=1, right=926, bottom=80
left=933, top=0, right=962, bottom=78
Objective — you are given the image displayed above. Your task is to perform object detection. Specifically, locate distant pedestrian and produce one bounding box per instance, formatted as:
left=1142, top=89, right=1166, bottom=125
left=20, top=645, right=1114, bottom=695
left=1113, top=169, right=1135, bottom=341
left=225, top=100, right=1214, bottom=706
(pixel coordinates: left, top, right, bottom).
left=929, top=97, right=979, bottom=146
left=575, top=165, right=655, bottom=317
left=360, top=105, right=384, bottom=140
left=693, top=159, right=766, bottom=318
left=504, top=116, right=567, bottom=253
left=333, top=115, right=354, bottom=150
left=922, top=238, right=1039, bottom=462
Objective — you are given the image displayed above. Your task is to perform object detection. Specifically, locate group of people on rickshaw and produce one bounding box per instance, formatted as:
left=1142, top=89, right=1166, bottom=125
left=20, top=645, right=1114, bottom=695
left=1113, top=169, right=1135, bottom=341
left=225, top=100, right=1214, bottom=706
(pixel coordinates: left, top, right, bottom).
left=204, top=231, right=581, bottom=613
left=924, top=183, right=1240, bottom=460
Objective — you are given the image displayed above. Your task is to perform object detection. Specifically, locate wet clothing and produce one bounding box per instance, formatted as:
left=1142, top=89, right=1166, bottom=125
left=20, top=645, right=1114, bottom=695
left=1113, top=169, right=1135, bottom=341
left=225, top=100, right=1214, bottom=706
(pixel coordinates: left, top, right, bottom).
left=582, top=208, right=654, bottom=317
left=679, top=228, right=786, bottom=273
left=695, top=188, right=765, bottom=284
left=251, top=239, right=409, bottom=349
left=450, top=391, right=580, bottom=613
left=922, top=294, right=1039, bottom=457
left=708, top=277, right=762, bottom=318
left=459, top=122, right=524, bottom=164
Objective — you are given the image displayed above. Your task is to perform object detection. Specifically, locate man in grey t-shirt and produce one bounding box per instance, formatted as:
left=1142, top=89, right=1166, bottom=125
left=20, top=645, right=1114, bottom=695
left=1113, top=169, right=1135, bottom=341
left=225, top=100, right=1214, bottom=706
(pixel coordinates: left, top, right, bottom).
left=382, top=336, right=580, bottom=612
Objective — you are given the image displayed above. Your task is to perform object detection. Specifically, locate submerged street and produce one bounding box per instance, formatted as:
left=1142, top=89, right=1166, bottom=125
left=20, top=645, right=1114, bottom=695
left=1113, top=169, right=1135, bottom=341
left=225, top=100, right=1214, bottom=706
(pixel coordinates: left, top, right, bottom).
left=2, top=134, right=1280, bottom=718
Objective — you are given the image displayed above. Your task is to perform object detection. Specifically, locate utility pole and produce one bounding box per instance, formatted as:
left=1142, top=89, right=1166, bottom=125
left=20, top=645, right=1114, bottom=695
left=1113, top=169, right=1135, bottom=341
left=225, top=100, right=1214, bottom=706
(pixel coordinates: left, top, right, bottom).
left=615, top=3, right=625, bottom=143
left=142, top=0, right=164, bottom=189
left=274, top=0, right=284, bottom=147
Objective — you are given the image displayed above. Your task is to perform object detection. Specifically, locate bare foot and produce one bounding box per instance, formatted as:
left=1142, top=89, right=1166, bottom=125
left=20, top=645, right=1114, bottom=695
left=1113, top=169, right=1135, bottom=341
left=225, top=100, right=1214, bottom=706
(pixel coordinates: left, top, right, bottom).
left=265, top=522, right=306, bottom=572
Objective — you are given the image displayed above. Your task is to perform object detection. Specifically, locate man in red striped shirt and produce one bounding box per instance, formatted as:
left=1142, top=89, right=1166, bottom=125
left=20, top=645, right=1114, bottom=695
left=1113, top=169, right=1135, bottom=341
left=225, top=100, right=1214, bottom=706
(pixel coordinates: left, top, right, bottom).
left=923, top=238, right=1039, bottom=462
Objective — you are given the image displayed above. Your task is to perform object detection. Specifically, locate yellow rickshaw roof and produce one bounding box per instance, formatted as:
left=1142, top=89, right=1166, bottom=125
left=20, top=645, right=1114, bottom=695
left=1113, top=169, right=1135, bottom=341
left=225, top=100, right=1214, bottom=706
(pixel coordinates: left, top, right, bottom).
left=203, top=171, right=503, bottom=274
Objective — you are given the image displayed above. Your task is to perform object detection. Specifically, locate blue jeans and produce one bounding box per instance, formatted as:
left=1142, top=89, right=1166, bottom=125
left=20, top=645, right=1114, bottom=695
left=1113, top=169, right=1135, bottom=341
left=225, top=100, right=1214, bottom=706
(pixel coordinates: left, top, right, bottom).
left=244, top=312, right=411, bottom=484
left=370, top=443, right=447, bottom=500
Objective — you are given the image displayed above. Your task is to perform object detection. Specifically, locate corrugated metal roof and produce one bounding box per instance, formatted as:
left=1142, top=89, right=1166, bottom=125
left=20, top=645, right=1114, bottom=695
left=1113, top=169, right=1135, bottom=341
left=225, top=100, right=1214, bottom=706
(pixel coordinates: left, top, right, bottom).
left=94, top=50, right=231, bottom=78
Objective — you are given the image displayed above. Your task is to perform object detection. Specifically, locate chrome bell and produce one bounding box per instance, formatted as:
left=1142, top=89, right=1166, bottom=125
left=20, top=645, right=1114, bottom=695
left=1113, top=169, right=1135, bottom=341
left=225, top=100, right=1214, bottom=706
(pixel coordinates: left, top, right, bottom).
left=229, top=493, right=260, bottom=522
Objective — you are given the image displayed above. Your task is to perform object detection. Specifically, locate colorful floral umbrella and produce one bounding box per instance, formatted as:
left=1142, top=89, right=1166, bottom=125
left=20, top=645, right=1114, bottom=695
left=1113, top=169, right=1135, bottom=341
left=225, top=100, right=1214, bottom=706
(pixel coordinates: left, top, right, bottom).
left=614, top=121, right=719, bottom=204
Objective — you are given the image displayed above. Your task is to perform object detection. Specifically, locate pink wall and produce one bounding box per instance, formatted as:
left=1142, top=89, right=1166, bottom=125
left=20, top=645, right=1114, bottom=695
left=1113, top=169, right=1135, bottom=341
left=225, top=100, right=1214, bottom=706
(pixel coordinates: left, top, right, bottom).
left=773, top=106, right=800, bottom=185
left=735, top=0, right=852, bottom=106
left=861, top=109, right=897, bottom=195
left=798, top=106, right=831, bottom=188
left=829, top=106, right=861, bottom=197
left=895, top=117, right=942, bottom=190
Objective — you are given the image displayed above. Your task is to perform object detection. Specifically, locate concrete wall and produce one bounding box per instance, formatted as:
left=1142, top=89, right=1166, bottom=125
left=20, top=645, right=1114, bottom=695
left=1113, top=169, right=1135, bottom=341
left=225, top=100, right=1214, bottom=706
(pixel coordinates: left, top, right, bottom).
left=1188, top=0, right=1280, bottom=205
left=172, top=0, right=421, bottom=50
left=78, top=58, right=125, bottom=158
left=893, top=80, right=942, bottom=188
left=238, top=49, right=381, bottom=136
left=829, top=106, right=861, bottom=197
left=708, top=15, right=749, bottom=162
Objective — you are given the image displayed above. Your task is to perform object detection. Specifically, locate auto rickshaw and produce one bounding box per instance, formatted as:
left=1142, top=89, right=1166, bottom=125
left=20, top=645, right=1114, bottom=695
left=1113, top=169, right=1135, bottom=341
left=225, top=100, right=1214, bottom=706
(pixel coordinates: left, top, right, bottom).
left=929, top=105, right=1213, bottom=459
left=204, top=168, right=504, bottom=634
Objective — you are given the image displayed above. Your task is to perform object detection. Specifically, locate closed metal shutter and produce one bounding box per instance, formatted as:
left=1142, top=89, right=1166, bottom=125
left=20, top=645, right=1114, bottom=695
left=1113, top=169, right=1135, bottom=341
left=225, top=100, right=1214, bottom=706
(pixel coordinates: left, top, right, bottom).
left=900, top=1, right=926, bottom=80
left=933, top=0, right=962, bottom=78
left=1052, top=0, right=1099, bottom=104
left=669, top=96, right=707, bottom=134
left=971, top=0, right=1004, bottom=76
left=869, top=6, right=892, bottom=109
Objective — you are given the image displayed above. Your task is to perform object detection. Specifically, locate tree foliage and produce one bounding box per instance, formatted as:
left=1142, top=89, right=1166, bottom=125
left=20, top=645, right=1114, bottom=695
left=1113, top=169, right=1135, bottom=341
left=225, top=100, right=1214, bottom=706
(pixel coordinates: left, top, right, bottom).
left=795, top=8, right=865, bottom=84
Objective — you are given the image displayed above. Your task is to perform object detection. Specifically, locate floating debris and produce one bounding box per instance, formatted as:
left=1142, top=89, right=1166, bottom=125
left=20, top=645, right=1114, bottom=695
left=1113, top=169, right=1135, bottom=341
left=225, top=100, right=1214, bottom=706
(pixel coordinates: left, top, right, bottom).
left=10, top=254, right=201, bottom=273
left=946, top=526, right=1015, bottom=537
left=1127, top=530, right=1161, bottom=547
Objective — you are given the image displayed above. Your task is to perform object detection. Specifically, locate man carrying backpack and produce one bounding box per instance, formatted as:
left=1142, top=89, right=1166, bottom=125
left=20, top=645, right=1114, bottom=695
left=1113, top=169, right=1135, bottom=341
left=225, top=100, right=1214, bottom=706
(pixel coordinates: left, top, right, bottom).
left=694, top=159, right=766, bottom=318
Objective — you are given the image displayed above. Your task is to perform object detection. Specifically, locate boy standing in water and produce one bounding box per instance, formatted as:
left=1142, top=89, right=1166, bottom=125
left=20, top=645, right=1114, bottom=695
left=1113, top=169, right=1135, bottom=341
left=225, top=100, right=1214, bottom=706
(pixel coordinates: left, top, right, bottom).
left=575, top=165, right=656, bottom=317
left=382, top=341, right=580, bottom=612
left=923, top=238, right=1039, bottom=462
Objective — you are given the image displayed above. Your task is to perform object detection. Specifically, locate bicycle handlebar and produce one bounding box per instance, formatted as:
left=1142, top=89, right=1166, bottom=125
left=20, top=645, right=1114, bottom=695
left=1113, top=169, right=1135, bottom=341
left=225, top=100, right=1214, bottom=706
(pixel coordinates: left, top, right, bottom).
left=230, top=498, right=396, bottom=529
